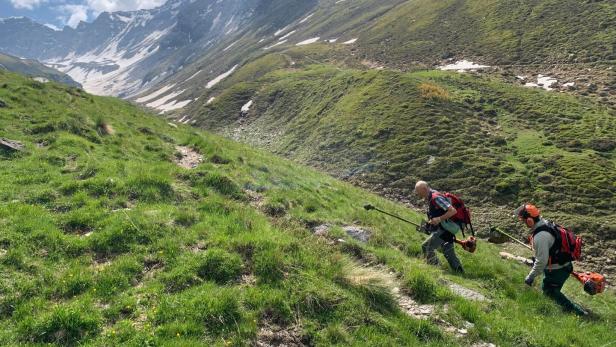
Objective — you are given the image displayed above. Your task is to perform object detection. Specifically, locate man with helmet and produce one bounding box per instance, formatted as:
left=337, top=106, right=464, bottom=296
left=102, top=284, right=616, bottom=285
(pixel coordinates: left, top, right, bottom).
left=515, top=204, right=587, bottom=316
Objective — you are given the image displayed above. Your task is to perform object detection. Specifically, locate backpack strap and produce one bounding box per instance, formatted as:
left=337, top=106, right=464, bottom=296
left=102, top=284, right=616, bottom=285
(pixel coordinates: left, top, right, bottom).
left=532, top=221, right=561, bottom=263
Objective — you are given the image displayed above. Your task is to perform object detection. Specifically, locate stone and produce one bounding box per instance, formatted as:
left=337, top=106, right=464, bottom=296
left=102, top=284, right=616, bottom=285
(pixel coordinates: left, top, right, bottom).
left=343, top=226, right=372, bottom=243
left=0, top=138, right=24, bottom=151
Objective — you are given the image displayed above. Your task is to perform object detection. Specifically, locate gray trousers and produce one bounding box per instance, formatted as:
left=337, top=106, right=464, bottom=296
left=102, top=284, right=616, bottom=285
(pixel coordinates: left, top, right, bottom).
left=422, top=227, right=462, bottom=270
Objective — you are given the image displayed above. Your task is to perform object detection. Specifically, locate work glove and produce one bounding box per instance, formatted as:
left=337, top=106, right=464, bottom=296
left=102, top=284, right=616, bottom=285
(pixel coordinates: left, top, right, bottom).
left=524, top=276, right=534, bottom=286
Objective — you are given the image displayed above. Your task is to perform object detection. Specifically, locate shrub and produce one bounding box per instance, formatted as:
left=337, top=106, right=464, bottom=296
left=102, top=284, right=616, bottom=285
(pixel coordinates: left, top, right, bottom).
left=95, top=116, right=114, bottom=136
left=418, top=82, right=450, bottom=101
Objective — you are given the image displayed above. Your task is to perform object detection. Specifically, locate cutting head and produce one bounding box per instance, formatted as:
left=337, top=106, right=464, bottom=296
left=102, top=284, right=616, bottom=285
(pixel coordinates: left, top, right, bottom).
left=363, top=204, right=375, bottom=211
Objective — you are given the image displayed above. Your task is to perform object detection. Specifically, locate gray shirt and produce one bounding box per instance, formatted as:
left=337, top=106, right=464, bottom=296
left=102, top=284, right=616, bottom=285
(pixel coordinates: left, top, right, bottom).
left=527, top=219, right=570, bottom=281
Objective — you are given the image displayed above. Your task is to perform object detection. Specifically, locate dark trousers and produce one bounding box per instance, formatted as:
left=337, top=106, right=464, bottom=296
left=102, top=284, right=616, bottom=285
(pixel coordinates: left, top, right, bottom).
left=542, top=263, right=585, bottom=316
left=421, top=227, right=462, bottom=271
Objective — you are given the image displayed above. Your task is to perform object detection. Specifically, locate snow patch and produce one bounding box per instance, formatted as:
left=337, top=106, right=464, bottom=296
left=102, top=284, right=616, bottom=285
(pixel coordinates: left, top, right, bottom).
left=274, top=25, right=292, bottom=37
left=223, top=40, right=239, bottom=51
left=440, top=60, right=489, bottom=72
left=186, top=70, right=201, bottom=81
left=264, top=40, right=287, bottom=50
left=206, top=97, right=216, bottom=105
left=296, top=37, right=320, bottom=46
left=146, top=89, right=184, bottom=109
left=206, top=65, right=238, bottom=89
left=525, top=74, right=558, bottom=91
left=279, top=30, right=296, bottom=41
left=241, top=100, right=253, bottom=112
left=343, top=38, right=358, bottom=44
left=134, top=84, right=176, bottom=103
left=299, top=13, right=314, bottom=24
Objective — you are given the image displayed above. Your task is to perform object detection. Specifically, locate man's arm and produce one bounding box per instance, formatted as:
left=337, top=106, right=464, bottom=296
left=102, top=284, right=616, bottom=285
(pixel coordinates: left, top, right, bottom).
left=429, top=205, right=457, bottom=225
left=526, top=232, right=550, bottom=284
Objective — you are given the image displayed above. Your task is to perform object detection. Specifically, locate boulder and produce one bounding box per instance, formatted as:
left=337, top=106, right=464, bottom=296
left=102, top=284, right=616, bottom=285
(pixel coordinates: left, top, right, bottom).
left=0, top=138, right=24, bottom=151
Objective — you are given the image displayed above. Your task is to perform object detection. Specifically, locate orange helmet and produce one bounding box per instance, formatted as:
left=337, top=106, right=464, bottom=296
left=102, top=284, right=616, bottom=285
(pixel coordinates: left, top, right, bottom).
left=515, top=204, right=541, bottom=227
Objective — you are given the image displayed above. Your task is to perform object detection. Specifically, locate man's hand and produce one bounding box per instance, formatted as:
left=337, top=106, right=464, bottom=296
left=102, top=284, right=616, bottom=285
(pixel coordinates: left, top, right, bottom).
left=429, top=217, right=441, bottom=225
left=524, top=276, right=534, bottom=286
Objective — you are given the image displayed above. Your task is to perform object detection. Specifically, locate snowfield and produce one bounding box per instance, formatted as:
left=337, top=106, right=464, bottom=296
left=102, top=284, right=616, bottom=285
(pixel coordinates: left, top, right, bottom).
left=206, top=65, right=238, bottom=89
left=297, top=37, right=320, bottom=46
left=439, top=60, right=490, bottom=72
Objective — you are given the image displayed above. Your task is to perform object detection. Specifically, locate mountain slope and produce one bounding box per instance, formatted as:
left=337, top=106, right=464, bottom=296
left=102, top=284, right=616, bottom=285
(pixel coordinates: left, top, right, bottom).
left=358, top=0, right=616, bottom=66
left=1, top=69, right=615, bottom=346
left=139, top=0, right=616, bottom=107
left=4, top=0, right=615, bottom=104
left=0, top=0, right=321, bottom=97
left=180, top=50, right=616, bottom=274
left=0, top=52, right=81, bottom=87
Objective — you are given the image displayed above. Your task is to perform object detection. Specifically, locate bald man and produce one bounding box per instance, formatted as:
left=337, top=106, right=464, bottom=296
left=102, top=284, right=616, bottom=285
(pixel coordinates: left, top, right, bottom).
left=415, top=181, right=464, bottom=273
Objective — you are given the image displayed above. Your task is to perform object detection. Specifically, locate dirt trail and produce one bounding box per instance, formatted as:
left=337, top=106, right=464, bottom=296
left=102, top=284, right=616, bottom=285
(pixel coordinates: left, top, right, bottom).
left=246, top=188, right=496, bottom=346
left=174, top=146, right=203, bottom=169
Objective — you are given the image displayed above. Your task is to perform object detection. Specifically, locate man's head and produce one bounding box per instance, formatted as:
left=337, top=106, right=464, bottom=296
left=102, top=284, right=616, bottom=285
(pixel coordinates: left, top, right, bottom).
left=414, top=180, right=430, bottom=199
left=515, top=204, right=541, bottom=228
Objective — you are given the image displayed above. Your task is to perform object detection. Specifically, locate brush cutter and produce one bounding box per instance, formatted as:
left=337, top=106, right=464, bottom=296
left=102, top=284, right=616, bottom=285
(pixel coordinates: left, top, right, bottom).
left=491, top=226, right=606, bottom=295
left=363, top=204, right=477, bottom=253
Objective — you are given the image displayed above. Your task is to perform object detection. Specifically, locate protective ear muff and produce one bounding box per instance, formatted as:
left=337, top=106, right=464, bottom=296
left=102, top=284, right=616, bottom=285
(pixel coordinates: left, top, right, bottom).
left=526, top=217, right=535, bottom=228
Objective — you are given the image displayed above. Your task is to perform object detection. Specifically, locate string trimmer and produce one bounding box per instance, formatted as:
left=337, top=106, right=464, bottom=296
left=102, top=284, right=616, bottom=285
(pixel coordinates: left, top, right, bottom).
left=363, top=204, right=477, bottom=253
left=491, top=226, right=606, bottom=295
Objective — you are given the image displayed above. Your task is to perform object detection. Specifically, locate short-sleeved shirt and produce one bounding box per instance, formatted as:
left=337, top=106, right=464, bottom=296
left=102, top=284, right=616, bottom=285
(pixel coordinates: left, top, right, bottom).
left=430, top=189, right=452, bottom=211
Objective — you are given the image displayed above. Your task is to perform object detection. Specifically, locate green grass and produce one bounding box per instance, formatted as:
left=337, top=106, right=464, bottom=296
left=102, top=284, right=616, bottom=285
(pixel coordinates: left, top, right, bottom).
left=187, top=60, right=615, bottom=245
left=359, top=0, right=616, bottom=65
left=1, top=69, right=616, bottom=346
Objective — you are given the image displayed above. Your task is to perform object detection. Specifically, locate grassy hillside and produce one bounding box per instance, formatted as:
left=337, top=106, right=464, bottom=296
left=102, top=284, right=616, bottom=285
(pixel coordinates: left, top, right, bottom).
left=358, top=0, right=616, bottom=66
left=0, top=52, right=81, bottom=88
left=143, top=0, right=616, bottom=104
left=1, top=70, right=616, bottom=346
left=184, top=51, right=616, bottom=274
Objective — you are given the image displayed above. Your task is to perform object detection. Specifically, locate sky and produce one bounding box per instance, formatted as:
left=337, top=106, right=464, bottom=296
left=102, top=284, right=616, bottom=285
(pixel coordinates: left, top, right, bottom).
left=0, top=0, right=167, bottom=29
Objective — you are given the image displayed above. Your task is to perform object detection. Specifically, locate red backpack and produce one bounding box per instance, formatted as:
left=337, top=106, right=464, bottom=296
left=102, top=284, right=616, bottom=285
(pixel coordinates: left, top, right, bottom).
left=534, top=221, right=583, bottom=264
left=430, top=192, right=474, bottom=236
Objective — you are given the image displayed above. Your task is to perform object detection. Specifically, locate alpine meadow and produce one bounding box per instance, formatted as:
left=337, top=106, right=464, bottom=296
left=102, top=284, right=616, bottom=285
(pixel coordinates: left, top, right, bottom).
left=0, top=0, right=615, bottom=346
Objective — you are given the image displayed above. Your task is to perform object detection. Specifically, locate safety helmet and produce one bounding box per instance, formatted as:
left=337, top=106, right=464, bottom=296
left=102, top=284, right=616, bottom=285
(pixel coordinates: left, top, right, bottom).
left=515, top=204, right=541, bottom=227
